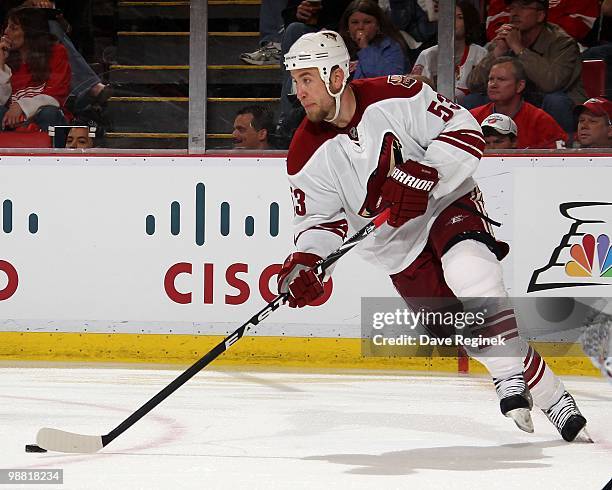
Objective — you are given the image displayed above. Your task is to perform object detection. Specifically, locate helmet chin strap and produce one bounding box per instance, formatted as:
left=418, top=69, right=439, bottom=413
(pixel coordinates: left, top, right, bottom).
left=323, top=80, right=344, bottom=124
left=324, top=92, right=342, bottom=123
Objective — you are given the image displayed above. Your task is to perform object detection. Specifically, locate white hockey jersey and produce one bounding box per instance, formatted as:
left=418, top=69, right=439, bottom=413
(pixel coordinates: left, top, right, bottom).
left=286, top=76, right=485, bottom=275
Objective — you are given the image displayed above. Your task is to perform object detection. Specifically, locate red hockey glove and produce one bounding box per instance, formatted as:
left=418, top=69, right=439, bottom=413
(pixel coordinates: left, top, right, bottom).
left=380, top=160, right=439, bottom=228
left=277, top=252, right=325, bottom=308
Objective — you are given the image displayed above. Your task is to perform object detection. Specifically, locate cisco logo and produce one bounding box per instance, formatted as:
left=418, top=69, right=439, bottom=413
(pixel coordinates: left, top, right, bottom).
left=145, top=182, right=280, bottom=245
left=144, top=182, right=331, bottom=305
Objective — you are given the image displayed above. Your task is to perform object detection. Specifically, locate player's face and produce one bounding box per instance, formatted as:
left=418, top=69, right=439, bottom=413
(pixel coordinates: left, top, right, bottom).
left=484, top=134, right=516, bottom=150
left=66, top=127, right=93, bottom=149
left=487, top=63, right=523, bottom=103
left=348, top=11, right=379, bottom=45
left=292, top=68, right=335, bottom=123
left=577, top=111, right=612, bottom=148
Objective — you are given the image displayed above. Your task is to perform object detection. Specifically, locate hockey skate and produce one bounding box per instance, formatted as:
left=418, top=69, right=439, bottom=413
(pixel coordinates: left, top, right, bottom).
left=494, top=373, right=534, bottom=433
left=543, top=391, right=592, bottom=442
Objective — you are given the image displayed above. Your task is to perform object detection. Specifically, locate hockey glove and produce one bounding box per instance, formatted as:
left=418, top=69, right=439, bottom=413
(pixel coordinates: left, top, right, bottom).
left=380, top=160, right=439, bottom=228
left=277, top=252, right=325, bottom=308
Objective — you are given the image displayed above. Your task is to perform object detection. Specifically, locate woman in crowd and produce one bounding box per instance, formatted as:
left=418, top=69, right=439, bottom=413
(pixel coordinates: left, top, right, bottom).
left=0, top=7, right=71, bottom=131
left=411, top=0, right=486, bottom=104
left=19, top=0, right=111, bottom=110
left=339, top=0, right=408, bottom=80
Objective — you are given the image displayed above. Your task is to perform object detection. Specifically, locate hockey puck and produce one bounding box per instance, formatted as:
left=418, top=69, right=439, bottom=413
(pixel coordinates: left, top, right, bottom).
left=25, top=444, right=47, bottom=453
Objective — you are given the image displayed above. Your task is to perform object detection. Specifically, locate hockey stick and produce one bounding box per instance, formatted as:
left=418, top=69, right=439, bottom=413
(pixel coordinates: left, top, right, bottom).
left=35, top=209, right=390, bottom=453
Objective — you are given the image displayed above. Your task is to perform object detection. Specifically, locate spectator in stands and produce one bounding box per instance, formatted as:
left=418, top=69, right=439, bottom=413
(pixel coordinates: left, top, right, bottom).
left=411, top=1, right=486, bottom=103
left=470, top=57, right=567, bottom=149
left=466, top=0, right=586, bottom=133
left=54, top=0, right=95, bottom=59
left=0, top=7, right=70, bottom=131
left=485, top=0, right=599, bottom=44
left=64, top=119, right=104, bottom=149
left=582, top=0, right=612, bottom=99
left=232, top=105, right=275, bottom=150
left=65, top=126, right=93, bottom=148
left=281, top=0, right=351, bottom=32
left=0, top=37, right=11, bottom=107
left=240, top=0, right=288, bottom=65
left=339, top=0, right=407, bottom=79
left=277, top=0, right=353, bottom=148
left=388, top=0, right=438, bottom=66
left=19, top=0, right=111, bottom=112
left=574, top=97, right=612, bottom=148
left=481, top=112, right=518, bottom=150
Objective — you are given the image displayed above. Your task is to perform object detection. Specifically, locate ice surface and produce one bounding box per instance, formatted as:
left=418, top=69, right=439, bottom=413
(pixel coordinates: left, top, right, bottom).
left=1, top=365, right=610, bottom=489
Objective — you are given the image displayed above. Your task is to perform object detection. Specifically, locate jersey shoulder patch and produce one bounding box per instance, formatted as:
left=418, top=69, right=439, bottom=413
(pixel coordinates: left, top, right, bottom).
left=351, top=76, right=424, bottom=107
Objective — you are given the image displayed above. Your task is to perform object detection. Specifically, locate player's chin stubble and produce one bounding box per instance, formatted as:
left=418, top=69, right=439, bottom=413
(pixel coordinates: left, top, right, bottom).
left=304, top=103, right=333, bottom=123
left=305, top=109, right=325, bottom=123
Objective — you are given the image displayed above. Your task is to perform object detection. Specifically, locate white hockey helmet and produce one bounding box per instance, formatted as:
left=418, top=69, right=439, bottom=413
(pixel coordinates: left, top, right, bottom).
left=284, top=30, right=350, bottom=121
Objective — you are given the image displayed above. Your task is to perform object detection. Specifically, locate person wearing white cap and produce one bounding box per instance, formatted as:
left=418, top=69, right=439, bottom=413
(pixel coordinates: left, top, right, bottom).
left=480, top=113, right=518, bottom=150
left=574, top=97, right=612, bottom=149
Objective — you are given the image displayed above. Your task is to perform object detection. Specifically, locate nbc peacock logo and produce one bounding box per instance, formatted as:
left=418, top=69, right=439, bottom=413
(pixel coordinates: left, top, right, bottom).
left=528, top=202, right=612, bottom=292
left=565, top=234, right=612, bottom=278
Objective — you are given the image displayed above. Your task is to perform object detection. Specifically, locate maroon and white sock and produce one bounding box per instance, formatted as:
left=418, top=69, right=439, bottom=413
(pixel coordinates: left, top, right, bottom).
left=523, top=345, right=565, bottom=410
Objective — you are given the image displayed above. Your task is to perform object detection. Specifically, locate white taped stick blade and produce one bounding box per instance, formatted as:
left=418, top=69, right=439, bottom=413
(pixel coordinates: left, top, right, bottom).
left=36, top=428, right=104, bottom=453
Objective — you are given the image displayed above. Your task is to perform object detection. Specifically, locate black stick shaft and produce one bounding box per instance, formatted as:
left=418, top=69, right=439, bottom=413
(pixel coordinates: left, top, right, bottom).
left=102, top=209, right=389, bottom=447
left=103, top=294, right=286, bottom=446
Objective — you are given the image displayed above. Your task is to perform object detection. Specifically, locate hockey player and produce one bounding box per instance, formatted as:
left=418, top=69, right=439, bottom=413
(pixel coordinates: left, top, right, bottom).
left=276, top=30, right=589, bottom=442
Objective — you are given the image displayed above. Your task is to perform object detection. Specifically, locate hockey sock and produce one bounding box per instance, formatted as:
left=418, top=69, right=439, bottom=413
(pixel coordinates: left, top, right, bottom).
left=523, top=345, right=566, bottom=411
left=464, top=305, right=525, bottom=379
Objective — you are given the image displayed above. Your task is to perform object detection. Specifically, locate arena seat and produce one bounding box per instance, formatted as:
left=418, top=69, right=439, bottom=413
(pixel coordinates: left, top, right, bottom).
left=581, top=59, right=606, bottom=98
left=0, top=131, right=52, bottom=148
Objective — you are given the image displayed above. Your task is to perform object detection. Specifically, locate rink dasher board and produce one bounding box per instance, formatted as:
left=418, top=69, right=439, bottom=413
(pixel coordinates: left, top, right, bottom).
left=0, top=153, right=610, bottom=374
left=0, top=330, right=598, bottom=376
